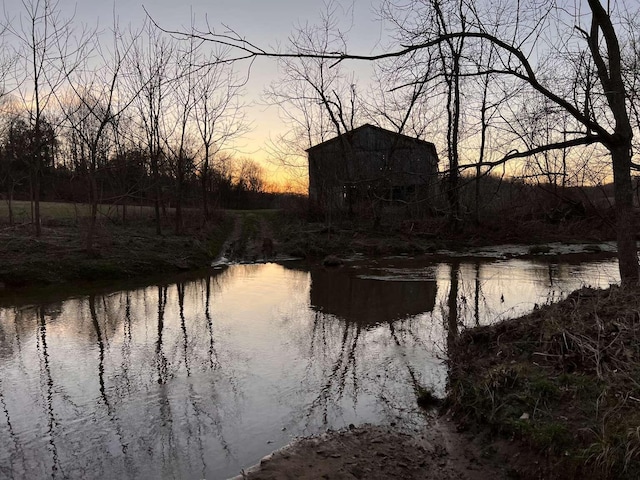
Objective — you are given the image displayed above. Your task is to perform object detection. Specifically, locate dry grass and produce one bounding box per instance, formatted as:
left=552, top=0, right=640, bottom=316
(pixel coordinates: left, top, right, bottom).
left=0, top=202, right=234, bottom=289
left=448, top=286, right=640, bottom=479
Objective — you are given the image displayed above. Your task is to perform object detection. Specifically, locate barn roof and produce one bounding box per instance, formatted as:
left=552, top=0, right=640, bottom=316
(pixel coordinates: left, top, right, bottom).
left=305, top=123, right=436, bottom=153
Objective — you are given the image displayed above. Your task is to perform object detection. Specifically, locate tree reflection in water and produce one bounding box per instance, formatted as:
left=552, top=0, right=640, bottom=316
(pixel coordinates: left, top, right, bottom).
left=156, top=285, right=168, bottom=385
left=447, top=262, right=460, bottom=350
left=0, top=257, right=620, bottom=479
left=287, top=265, right=440, bottom=430
left=38, top=306, right=61, bottom=478
left=89, top=294, right=131, bottom=471
left=0, top=269, right=249, bottom=479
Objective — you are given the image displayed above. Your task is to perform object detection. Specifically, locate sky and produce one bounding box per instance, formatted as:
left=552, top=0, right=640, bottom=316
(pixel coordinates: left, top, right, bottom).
left=3, top=0, right=390, bottom=188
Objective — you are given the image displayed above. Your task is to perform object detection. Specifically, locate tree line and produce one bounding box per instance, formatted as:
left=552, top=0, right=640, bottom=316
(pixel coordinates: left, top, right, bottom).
left=0, top=0, right=288, bottom=251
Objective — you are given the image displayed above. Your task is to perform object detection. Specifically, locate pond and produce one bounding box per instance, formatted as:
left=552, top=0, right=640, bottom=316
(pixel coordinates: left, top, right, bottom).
left=0, top=255, right=620, bottom=479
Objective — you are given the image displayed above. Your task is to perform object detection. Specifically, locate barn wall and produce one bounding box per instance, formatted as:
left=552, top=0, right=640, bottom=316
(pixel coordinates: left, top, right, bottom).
left=308, top=125, right=439, bottom=215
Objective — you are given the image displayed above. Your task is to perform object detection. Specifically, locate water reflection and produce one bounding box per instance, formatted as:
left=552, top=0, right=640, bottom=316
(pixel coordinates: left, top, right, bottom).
left=310, top=267, right=437, bottom=324
left=0, top=256, right=620, bottom=479
left=292, top=266, right=440, bottom=427
left=38, top=306, right=60, bottom=478
left=447, top=262, right=461, bottom=349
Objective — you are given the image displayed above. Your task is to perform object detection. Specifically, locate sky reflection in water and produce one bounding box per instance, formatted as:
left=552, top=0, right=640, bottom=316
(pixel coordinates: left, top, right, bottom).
left=0, top=257, right=620, bottom=479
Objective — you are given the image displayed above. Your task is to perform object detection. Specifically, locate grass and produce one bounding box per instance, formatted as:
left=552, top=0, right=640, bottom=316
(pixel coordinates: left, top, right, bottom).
left=528, top=244, right=552, bottom=254
left=0, top=200, right=159, bottom=222
left=0, top=200, right=234, bottom=289
left=271, top=209, right=617, bottom=261
left=447, top=286, right=640, bottom=479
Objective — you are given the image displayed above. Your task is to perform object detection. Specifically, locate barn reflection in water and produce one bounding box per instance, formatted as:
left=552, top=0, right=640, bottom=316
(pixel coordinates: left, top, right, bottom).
left=309, top=267, right=437, bottom=325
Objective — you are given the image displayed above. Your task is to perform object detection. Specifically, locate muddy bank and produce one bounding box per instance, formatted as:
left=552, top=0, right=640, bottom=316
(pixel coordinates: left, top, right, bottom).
left=235, top=421, right=484, bottom=480
left=448, top=286, right=640, bottom=479
left=275, top=215, right=619, bottom=263
left=235, top=286, right=640, bottom=480
left=0, top=208, right=619, bottom=290
left=235, top=421, right=523, bottom=480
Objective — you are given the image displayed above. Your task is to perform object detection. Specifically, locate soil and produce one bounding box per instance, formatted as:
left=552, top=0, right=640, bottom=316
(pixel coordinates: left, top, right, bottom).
left=219, top=212, right=279, bottom=263
left=232, top=419, right=532, bottom=480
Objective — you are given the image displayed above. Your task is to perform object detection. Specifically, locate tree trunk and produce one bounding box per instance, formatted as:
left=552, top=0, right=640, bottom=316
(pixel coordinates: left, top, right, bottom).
left=152, top=154, right=162, bottom=236
left=34, top=169, right=41, bottom=237
left=29, top=179, right=34, bottom=226
left=611, top=144, right=638, bottom=285
left=446, top=45, right=463, bottom=232
left=201, top=149, right=210, bottom=221
left=175, top=161, right=183, bottom=235
left=7, top=186, right=14, bottom=226
left=585, top=0, right=638, bottom=285
left=86, top=170, right=99, bottom=254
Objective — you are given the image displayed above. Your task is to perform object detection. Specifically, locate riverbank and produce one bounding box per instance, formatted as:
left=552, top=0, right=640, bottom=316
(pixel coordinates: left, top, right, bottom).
left=0, top=213, right=234, bottom=289
left=447, top=285, right=640, bottom=479
left=275, top=213, right=616, bottom=261
left=236, top=421, right=520, bottom=480
left=0, top=207, right=613, bottom=291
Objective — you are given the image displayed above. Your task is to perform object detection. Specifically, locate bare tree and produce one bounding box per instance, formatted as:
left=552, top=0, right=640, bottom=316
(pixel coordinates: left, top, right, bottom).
left=59, top=21, right=136, bottom=252
left=10, top=0, right=88, bottom=236
left=160, top=0, right=640, bottom=283
left=233, top=157, right=266, bottom=194
left=471, top=44, right=500, bottom=224
left=264, top=1, right=364, bottom=222
left=368, top=5, right=447, bottom=222
left=109, top=112, right=147, bottom=223
left=162, top=33, right=199, bottom=234
left=377, top=0, right=640, bottom=284
left=1, top=115, right=32, bottom=224
left=127, top=21, right=175, bottom=235
left=265, top=1, right=360, bottom=148
left=432, top=0, right=466, bottom=231
left=192, top=49, right=247, bottom=220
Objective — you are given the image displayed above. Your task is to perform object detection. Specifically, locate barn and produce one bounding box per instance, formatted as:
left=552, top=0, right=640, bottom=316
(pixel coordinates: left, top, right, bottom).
left=306, top=124, right=439, bottom=216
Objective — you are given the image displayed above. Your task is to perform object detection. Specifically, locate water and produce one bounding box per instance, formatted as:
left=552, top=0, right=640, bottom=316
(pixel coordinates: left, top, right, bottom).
left=0, top=256, right=620, bottom=479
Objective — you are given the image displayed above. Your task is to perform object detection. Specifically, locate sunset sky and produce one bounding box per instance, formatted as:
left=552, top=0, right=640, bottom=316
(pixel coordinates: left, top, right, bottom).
left=5, top=0, right=390, bottom=189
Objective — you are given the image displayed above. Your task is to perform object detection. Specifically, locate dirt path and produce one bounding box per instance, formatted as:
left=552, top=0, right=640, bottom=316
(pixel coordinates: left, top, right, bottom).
left=219, top=212, right=278, bottom=263
left=232, top=419, right=525, bottom=480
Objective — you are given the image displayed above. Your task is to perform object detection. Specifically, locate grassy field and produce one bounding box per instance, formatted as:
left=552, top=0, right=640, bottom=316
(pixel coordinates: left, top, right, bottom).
left=0, top=200, right=234, bottom=289
left=0, top=200, right=165, bottom=223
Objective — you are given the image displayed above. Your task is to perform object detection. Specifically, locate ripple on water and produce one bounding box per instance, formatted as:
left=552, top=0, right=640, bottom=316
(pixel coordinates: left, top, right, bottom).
left=0, top=256, right=622, bottom=479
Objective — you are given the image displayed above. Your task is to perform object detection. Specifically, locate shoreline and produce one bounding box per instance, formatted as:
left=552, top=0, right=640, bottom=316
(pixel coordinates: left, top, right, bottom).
left=1, top=209, right=635, bottom=478
left=231, top=420, right=519, bottom=480
left=0, top=207, right=620, bottom=293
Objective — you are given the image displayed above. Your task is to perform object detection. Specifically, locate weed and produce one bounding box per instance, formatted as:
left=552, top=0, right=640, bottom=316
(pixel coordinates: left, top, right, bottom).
left=416, top=386, right=441, bottom=409
left=448, top=286, right=640, bottom=478
left=531, top=422, right=571, bottom=453
left=529, top=376, right=559, bottom=399
left=528, top=244, right=552, bottom=255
